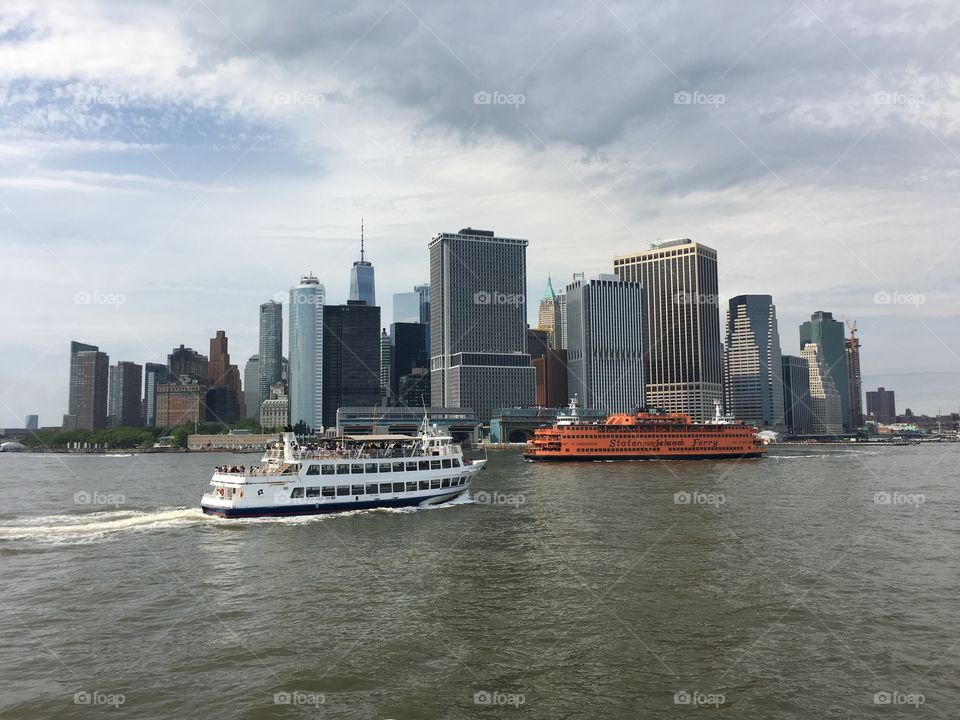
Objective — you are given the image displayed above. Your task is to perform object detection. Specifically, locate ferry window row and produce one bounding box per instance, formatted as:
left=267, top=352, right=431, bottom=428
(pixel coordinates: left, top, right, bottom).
left=289, top=477, right=468, bottom=498
left=304, top=458, right=461, bottom=476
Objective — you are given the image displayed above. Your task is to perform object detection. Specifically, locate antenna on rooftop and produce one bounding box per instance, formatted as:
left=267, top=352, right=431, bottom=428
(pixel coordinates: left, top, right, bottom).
left=360, top=218, right=365, bottom=262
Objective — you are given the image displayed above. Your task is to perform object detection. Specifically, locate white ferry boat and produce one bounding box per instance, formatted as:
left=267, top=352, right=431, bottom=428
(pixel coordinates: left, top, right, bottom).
left=200, top=419, right=485, bottom=518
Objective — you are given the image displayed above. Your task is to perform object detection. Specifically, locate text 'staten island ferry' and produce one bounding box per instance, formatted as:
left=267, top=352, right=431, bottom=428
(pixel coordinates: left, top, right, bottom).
left=201, top=419, right=485, bottom=518
left=523, top=397, right=766, bottom=461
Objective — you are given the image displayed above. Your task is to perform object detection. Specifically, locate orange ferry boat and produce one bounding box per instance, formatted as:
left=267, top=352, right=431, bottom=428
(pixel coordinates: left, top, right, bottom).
left=523, top=397, right=767, bottom=461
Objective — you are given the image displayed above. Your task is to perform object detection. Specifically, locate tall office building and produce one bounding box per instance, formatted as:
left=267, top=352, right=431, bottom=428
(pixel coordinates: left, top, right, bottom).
left=845, top=324, right=863, bottom=430
left=64, top=341, right=98, bottom=429
left=799, top=311, right=850, bottom=431
left=429, top=228, right=535, bottom=423
left=380, top=330, right=392, bottom=401
left=614, top=239, right=723, bottom=421
left=565, top=274, right=645, bottom=413
left=537, top=275, right=560, bottom=348
left=289, top=274, right=325, bottom=433
left=107, top=361, right=142, bottom=427
left=723, top=295, right=785, bottom=429
left=243, top=355, right=260, bottom=420
left=259, top=300, right=283, bottom=408
left=168, top=345, right=208, bottom=382
left=321, top=301, right=382, bottom=429
left=866, top=387, right=897, bottom=423
left=781, top=355, right=812, bottom=435
left=800, top=343, right=843, bottom=434
left=143, top=362, right=172, bottom=427
left=556, top=291, right=567, bottom=350
left=393, top=283, right=431, bottom=356
left=208, top=331, right=243, bottom=423
left=63, top=343, right=109, bottom=430
left=25, top=415, right=38, bottom=431
left=390, top=322, right=428, bottom=402
left=348, top=221, right=375, bottom=307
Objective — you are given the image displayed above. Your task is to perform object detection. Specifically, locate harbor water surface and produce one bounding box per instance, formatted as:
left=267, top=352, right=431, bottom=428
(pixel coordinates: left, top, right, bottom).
left=1, top=445, right=959, bottom=718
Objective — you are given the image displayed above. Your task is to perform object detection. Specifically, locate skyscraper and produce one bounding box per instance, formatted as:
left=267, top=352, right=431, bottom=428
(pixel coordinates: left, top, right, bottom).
left=107, top=361, right=142, bottom=427
left=723, top=295, right=785, bottom=429
left=259, top=300, right=283, bottom=409
left=799, top=311, right=850, bottom=431
left=243, top=355, right=260, bottom=420
left=64, top=344, right=109, bottom=430
left=348, top=220, right=375, bottom=307
left=800, top=343, right=843, bottom=434
left=429, top=227, right=535, bottom=423
left=845, top=323, right=863, bottom=430
left=565, top=274, right=645, bottom=413
left=781, top=355, right=812, bottom=434
left=537, top=275, right=560, bottom=348
left=614, top=239, right=723, bottom=421
left=208, top=331, right=243, bottom=423
left=390, top=322, right=428, bottom=402
left=289, top=274, right=325, bottom=433
left=321, top=301, right=381, bottom=429
left=866, top=387, right=896, bottom=423
left=65, top=341, right=98, bottom=429
left=380, top=329, right=392, bottom=401
left=143, top=362, right=171, bottom=427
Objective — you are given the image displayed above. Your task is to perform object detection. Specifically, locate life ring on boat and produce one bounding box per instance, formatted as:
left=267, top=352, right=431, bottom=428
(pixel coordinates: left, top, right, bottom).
left=216, top=488, right=224, bottom=497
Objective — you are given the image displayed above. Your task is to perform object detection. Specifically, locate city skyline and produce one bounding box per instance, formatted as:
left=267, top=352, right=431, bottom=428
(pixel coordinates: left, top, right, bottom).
left=4, top=237, right=956, bottom=427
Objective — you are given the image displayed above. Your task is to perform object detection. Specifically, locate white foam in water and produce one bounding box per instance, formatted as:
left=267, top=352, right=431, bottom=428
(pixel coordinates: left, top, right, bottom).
left=0, top=495, right=477, bottom=541
left=0, top=508, right=205, bottom=543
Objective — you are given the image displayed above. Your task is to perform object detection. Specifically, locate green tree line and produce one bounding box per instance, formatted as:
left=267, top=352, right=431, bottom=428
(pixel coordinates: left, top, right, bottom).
left=21, top=417, right=283, bottom=450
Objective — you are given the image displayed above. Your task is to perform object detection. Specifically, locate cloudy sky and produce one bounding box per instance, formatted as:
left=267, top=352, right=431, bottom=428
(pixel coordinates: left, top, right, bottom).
left=0, top=0, right=958, bottom=426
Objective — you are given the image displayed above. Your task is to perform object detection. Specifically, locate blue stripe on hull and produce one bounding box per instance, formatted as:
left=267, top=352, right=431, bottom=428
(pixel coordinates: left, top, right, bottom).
left=201, top=490, right=466, bottom=518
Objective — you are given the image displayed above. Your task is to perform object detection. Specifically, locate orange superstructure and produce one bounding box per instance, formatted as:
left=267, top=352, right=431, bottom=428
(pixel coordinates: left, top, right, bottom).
left=523, top=399, right=766, bottom=461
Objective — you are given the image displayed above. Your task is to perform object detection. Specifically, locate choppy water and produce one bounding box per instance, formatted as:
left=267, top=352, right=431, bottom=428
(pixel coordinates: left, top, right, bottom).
left=1, top=445, right=959, bottom=718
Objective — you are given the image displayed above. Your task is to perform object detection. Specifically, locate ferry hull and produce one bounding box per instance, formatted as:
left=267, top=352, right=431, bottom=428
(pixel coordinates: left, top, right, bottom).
left=523, top=451, right=765, bottom=462
left=202, top=489, right=468, bottom=518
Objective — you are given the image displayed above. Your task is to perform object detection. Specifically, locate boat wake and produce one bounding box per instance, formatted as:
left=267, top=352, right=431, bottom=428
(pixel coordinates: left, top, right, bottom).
left=0, top=508, right=205, bottom=543
left=0, top=494, right=476, bottom=543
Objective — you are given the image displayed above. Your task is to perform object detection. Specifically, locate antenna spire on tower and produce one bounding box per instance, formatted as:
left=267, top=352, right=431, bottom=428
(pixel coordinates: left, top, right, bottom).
left=360, top=218, right=365, bottom=262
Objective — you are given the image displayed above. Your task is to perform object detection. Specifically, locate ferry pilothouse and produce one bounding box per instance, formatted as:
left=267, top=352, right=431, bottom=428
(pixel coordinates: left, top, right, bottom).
left=200, top=419, right=485, bottom=518
left=523, top=397, right=767, bottom=461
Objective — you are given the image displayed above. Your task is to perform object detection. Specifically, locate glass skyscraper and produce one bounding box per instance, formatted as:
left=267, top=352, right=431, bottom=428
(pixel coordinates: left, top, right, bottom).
left=289, top=275, right=325, bottom=432
left=799, top=311, right=850, bottom=431
left=723, top=294, right=785, bottom=429
left=258, top=300, right=283, bottom=415
left=348, top=224, right=375, bottom=307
